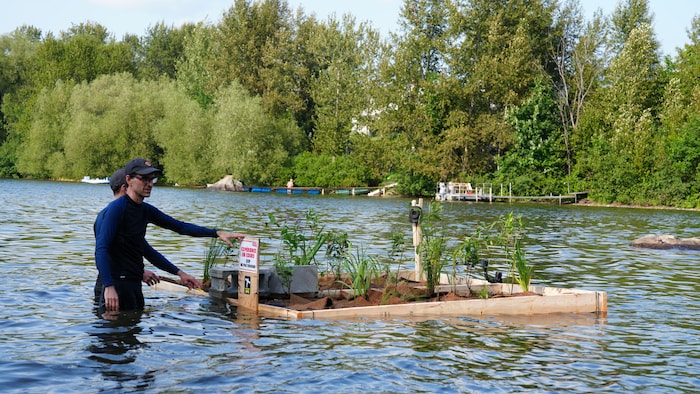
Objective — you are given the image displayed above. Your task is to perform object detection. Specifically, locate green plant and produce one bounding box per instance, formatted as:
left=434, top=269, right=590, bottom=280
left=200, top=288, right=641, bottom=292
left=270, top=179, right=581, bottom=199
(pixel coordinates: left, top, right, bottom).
left=269, top=209, right=329, bottom=266
left=450, top=230, right=485, bottom=292
left=342, top=246, right=380, bottom=299
left=325, top=230, right=350, bottom=280
left=383, top=228, right=407, bottom=286
left=420, top=234, right=448, bottom=295
left=512, top=240, right=534, bottom=292
left=269, top=209, right=329, bottom=294
left=418, top=201, right=447, bottom=295
left=202, top=237, right=238, bottom=283
left=479, top=285, right=490, bottom=299
left=486, top=212, right=535, bottom=292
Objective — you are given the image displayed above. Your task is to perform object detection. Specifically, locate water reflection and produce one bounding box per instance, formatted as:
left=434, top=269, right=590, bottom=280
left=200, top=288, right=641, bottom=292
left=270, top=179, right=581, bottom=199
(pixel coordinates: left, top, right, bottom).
left=87, top=311, right=153, bottom=390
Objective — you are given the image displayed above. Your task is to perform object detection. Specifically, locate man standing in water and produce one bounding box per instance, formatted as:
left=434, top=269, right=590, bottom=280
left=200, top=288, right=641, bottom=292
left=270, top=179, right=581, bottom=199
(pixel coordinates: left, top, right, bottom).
left=93, top=167, right=201, bottom=303
left=95, top=158, right=245, bottom=313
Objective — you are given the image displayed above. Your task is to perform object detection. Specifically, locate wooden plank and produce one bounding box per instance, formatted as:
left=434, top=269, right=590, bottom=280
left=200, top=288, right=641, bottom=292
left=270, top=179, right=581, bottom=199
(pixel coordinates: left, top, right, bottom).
left=149, top=279, right=208, bottom=297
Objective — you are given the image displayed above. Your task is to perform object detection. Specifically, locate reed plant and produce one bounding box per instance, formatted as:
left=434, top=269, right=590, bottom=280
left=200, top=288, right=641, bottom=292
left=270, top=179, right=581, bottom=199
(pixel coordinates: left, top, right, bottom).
left=342, top=246, right=379, bottom=299
left=512, top=240, right=534, bottom=292
left=203, top=237, right=238, bottom=283
left=418, top=201, right=448, bottom=295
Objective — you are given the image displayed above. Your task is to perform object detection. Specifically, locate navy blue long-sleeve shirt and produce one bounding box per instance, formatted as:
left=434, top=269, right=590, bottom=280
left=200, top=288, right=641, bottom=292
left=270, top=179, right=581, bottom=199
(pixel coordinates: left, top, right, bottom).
left=94, top=195, right=217, bottom=287
left=94, top=208, right=180, bottom=276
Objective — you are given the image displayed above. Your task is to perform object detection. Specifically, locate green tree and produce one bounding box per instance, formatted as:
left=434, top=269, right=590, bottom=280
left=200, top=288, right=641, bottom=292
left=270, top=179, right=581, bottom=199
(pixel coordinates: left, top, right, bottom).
left=0, top=26, right=42, bottom=176
left=498, top=77, right=566, bottom=195
left=212, top=0, right=292, bottom=100
left=15, top=80, right=74, bottom=178
left=153, top=84, right=215, bottom=185
left=578, top=20, right=662, bottom=203
left=210, top=82, right=303, bottom=185
left=310, top=16, right=383, bottom=155
left=176, top=23, right=218, bottom=108
left=61, top=74, right=168, bottom=179
left=136, top=22, right=194, bottom=80
left=654, top=16, right=700, bottom=206
left=551, top=1, right=608, bottom=176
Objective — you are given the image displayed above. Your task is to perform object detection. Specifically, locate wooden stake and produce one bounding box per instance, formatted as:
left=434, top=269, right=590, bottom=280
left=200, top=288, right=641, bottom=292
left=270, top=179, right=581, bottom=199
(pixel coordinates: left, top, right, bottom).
left=411, top=198, right=423, bottom=278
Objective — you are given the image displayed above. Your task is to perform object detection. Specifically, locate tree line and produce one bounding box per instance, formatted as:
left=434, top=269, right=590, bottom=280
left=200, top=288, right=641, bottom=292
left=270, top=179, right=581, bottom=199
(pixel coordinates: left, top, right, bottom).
left=1, top=0, right=699, bottom=207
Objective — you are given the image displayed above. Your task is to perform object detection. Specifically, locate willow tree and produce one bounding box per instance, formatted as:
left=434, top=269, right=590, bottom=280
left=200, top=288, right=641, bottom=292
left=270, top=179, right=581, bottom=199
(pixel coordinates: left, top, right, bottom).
left=3, top=22, right=135, bottom=178
left=153, top=83, right=214, bottom=185
left=0, top=26, right=42, bottom=176
left=61, top=74, right=168, bottom=179
left=15, top=80, right=74, bottom=178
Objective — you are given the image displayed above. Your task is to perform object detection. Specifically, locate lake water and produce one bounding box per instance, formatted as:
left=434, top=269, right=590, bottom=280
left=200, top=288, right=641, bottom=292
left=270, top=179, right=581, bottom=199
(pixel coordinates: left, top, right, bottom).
left=1, top=179, right=699, bottom=393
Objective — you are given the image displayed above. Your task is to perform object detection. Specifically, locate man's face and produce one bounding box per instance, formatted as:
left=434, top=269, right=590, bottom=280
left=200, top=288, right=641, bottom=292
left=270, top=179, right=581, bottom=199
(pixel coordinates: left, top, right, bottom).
left=126, top=173, right=157, bottom=198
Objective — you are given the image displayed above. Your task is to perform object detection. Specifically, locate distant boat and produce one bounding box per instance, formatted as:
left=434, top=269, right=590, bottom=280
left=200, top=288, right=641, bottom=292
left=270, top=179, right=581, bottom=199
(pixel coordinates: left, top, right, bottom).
left=81, top=176, right=109, bottom=184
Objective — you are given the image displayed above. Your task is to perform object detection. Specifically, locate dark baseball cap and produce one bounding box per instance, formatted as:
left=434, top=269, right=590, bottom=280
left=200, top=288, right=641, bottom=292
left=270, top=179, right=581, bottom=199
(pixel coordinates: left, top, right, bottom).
left=124, top=158, right=161, bottom=176
left=109, top=168, right=127, bottom=192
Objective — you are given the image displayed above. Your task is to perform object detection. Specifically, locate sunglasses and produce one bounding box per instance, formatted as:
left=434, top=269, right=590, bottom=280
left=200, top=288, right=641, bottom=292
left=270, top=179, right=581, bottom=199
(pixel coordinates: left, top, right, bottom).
left=132, top=175, right=158, bottom=184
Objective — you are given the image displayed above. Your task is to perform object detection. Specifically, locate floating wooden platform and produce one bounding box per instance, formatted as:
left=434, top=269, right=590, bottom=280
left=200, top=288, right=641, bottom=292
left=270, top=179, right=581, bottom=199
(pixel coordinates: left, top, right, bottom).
left=149, top=274, right=607, bottom=321
left=225, top=282, right=607, bottom=320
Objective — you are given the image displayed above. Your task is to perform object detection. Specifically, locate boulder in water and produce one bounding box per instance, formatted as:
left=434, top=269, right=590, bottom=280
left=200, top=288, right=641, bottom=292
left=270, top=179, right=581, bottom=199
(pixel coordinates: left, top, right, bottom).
left=630, top=234, right=700, bottom=250
left=206, top=175, right=244, bottom=192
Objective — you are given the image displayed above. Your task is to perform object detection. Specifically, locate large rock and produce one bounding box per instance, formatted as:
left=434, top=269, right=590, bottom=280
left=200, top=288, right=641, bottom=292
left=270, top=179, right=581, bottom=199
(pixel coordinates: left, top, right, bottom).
left=630, top=234, right=700, bottom=250
left=206, top=175, right=244, bottom=191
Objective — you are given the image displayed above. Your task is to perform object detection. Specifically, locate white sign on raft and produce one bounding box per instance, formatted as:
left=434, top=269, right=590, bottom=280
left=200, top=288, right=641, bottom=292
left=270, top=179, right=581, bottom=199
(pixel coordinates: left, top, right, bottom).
left=238, top=238, right=259, bottom=273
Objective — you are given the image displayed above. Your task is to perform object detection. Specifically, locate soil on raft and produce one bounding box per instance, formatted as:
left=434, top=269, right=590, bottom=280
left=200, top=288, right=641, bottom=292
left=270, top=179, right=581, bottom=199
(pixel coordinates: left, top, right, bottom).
left=273, top=274, right=539, bottom=312
left=161, top=274, right=540, bottom=312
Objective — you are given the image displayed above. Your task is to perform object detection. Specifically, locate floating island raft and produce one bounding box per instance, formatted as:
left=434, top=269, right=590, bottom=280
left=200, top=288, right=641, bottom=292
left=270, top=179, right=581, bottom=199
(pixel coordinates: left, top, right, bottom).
left=151, top=270, right=607, bottom=321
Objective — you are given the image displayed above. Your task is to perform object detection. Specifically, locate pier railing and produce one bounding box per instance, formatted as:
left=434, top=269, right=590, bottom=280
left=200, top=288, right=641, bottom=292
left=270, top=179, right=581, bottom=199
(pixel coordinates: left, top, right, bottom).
left=436, top=182, right=587, bottom=204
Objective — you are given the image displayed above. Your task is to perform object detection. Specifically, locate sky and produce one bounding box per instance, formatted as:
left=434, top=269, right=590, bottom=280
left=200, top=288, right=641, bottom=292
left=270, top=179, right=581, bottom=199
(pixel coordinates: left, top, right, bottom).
left=0, top=0, right=696, bottom=57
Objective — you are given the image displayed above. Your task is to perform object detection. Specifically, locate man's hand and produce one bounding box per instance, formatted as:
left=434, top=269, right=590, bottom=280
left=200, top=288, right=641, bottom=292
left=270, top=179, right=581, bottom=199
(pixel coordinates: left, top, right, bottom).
left=104, top=285, right=119, bottom=311
left=216, top=230, right=246, bottom=247
left=178, top=270, right=202, bottom=290
left=143, top=269, right=160, bottom=286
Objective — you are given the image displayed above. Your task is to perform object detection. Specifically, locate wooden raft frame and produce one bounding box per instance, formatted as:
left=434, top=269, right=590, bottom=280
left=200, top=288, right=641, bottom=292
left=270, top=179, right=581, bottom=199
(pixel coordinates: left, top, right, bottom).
left=224, top=283, right=607, bottom=320
left=148, top=274, right=607, bottom=321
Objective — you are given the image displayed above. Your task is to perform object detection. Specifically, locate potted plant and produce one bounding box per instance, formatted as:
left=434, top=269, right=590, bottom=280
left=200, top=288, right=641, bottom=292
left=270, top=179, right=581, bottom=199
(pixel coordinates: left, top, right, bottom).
left=268, top=209, right=328, bottom=296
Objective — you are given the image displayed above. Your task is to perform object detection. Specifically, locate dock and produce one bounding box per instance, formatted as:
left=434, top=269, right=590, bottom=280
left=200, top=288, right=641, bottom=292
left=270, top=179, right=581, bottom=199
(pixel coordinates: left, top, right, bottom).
left=436, top=182, right=588, bottom=204
left=244, top=186, right=389, bottom=196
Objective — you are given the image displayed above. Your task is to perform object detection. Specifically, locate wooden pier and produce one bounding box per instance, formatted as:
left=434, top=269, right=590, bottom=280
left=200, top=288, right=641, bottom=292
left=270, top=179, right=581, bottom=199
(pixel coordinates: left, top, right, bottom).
left=436, top=182, right=588, bottom=204
left=244, top=186, right=381, bottom=196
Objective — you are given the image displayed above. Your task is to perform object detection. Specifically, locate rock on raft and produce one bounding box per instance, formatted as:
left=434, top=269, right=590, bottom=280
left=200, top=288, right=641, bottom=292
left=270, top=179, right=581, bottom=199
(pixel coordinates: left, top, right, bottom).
left=630, top=234, right=700, bottom=250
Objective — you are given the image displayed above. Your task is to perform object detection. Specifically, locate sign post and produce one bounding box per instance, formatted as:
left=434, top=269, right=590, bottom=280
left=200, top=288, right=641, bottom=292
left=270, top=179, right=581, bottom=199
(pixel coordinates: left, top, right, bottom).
left=238, top=238, right=260, bottom=312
